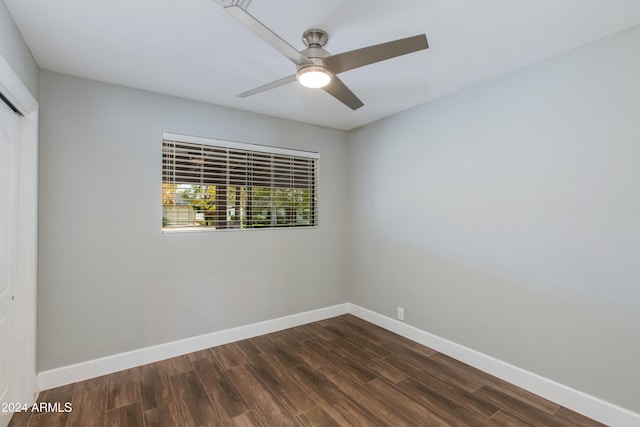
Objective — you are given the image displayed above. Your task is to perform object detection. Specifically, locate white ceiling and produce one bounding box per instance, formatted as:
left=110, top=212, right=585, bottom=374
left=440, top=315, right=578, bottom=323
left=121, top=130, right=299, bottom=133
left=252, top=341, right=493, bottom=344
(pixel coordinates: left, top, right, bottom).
left=5, top=0, right=640, bottom=130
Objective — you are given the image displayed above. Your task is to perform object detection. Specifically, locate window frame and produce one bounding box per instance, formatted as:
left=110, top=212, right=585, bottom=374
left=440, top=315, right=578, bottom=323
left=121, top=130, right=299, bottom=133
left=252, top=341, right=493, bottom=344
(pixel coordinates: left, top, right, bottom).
left=161, top=132, right=319, bottom=233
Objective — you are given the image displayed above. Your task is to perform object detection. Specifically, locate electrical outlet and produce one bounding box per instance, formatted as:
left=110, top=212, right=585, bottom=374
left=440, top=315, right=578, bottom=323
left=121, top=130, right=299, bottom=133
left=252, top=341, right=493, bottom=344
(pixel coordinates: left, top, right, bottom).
left=397, top=306, right=405, bottom=321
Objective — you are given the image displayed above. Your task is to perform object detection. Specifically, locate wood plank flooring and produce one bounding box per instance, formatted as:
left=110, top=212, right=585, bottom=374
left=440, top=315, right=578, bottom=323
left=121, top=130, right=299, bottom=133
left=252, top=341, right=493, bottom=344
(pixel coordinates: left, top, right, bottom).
left=9, top=315, right=607, bottom=426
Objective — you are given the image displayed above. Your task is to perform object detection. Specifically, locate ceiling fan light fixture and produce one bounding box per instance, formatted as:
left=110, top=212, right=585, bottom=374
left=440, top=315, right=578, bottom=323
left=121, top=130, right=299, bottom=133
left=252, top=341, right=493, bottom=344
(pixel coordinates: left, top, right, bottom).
left=297, top=65, right=332, bottom=89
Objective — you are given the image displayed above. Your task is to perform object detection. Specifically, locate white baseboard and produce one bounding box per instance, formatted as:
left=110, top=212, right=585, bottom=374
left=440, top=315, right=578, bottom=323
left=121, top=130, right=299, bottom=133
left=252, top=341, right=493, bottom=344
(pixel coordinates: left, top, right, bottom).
left=347, top=303, right=640, bottom=427
left=36, top=302, right=639, bottom=426
left=36, top=303, right=348, bottom=391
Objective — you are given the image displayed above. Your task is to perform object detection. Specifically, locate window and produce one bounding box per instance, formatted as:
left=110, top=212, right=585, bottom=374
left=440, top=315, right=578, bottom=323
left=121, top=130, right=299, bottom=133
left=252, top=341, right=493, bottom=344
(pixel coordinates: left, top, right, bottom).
left=162, top=133, right=319, bottom=231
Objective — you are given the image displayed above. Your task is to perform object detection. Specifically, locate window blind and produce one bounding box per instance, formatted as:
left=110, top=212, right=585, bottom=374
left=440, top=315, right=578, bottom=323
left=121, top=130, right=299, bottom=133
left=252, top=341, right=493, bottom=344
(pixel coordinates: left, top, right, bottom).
left=162, top=134, right=318, bottom=231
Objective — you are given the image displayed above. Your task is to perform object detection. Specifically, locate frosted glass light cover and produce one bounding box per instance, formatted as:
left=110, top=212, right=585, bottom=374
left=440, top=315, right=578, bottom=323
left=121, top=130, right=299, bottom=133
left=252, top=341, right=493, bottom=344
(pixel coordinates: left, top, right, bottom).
left=297, top=67, right=332, bottom=88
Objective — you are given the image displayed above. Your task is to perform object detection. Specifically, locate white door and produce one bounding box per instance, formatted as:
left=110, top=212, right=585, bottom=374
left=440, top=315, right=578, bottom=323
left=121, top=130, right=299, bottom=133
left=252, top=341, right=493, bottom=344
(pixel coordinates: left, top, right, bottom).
left=0, top=99, right=19, bottom=426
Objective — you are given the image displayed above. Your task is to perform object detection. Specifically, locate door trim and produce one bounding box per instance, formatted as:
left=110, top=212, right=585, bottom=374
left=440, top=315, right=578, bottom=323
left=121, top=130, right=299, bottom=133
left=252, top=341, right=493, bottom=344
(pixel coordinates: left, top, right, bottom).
left=0, top=54, right=38, bottom=405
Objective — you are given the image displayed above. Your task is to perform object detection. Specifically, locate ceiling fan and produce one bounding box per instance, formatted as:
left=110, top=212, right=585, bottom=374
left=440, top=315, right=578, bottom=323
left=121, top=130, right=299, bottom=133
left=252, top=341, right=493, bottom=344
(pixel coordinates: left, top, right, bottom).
left=224, top=5, right=429, bottom=110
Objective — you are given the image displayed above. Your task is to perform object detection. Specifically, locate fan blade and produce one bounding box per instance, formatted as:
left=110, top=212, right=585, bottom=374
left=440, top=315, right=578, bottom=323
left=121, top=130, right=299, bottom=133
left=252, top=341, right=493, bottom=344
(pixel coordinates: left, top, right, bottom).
left=325, top=34, right=428, bottom=74
left=238, top=74, right=297, bottom=97
left=322, top=76, right=364, bottom=110
left=224, top=5, right=312, bottom=66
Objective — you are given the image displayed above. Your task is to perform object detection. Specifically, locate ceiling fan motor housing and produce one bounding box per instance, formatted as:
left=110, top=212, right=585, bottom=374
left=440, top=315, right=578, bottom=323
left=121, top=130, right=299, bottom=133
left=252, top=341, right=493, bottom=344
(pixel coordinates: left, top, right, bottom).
left=298, top=29, right=332, bottom=77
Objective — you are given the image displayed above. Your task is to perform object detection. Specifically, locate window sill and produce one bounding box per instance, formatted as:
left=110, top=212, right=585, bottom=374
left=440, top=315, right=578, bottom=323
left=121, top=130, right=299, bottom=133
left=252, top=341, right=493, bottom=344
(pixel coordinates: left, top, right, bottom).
left=162, top=225, right=318, bottom=234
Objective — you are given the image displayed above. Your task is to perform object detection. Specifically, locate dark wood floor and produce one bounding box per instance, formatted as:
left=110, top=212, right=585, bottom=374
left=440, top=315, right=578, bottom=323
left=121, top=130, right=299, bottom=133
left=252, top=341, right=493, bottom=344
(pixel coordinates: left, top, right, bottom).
left=9, top=314, right=606, bottom=426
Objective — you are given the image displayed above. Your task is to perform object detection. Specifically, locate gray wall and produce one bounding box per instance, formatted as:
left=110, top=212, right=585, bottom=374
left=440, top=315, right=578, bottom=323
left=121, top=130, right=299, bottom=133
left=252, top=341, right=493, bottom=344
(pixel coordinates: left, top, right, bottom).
left=38, top=71, right=348, bottom=371
left=347, top=26, right=640, bottom=412
left=0, top=0, right=38, bottom=100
